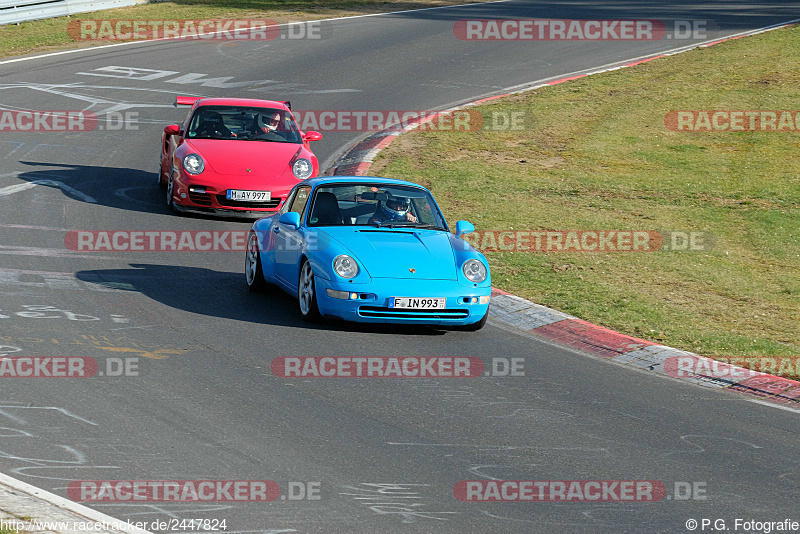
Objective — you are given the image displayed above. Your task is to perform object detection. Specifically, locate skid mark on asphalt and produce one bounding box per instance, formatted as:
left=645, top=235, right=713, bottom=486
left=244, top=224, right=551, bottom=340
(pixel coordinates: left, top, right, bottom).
left=96, top=346, right=187, bottom=360
left=114, top=185, right=158, bottom=205
left=0, top=406, right=97, bottom=426
left=0, top=245, right=112, bottom=259
left=479, top=508, right=640, bottom=528
left=73, top=502, right=235, bottom=519
left=340, top=483, right=457, bottom=525
left=0, top=333, right=198, bottom=363
left=0, top=345, right=21, bottom=357
left=0, top=268, right=134, bottom=292
left=0, top=406, right=121, bottom=482
left=664, top=434, right=763, bottom=457
left=0, top=223, right=70, bottom=231
left=0, top=141, right=24, bottom=159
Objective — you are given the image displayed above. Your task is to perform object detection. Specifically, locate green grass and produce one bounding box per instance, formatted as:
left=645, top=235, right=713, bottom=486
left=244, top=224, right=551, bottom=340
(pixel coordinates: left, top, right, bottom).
left=0, top=0, right=478, bottom=58
left=373, top=25, right=800, bottom=369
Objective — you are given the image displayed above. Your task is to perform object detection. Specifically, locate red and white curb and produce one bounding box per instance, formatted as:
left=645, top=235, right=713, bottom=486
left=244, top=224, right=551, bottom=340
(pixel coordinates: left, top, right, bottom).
left=489, top=288, right=800, bottom=408
left=0, top=472, right=151, bottom=534
left=326, top=19, right=800, bottom=409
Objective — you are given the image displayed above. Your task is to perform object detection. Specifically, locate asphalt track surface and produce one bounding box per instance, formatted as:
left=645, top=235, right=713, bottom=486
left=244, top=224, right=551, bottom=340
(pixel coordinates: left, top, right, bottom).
left=0, top=1, right=798, bottom=532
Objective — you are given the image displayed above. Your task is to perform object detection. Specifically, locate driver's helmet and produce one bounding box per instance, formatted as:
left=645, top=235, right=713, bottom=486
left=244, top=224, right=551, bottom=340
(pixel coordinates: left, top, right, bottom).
left=201, top=111, right=225, bottom=131
left=257, top=111, right=282, bottom=132
left=381, top=195, right=410, bottom=220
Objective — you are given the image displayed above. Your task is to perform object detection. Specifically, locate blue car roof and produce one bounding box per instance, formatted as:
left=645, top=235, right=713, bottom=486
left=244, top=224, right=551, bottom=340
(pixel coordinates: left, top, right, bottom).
left=305, top=176, right=429, bottom=191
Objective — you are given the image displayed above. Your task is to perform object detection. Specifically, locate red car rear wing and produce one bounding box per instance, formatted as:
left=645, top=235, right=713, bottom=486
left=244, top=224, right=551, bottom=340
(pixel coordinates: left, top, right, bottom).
left=175, top=96, right=203, bottom=107
left=174, top=96, right=291, bottom=109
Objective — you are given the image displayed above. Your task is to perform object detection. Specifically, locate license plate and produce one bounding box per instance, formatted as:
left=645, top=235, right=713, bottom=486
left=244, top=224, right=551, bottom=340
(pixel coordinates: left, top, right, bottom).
left=390, top=297, right=446, bottom=309
left=226, top=190, right=271, bottom=202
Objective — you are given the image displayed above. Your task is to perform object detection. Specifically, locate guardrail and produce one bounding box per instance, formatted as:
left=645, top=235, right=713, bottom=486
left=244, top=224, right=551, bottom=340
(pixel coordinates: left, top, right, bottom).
left=0, top=0, right=137, bottom=26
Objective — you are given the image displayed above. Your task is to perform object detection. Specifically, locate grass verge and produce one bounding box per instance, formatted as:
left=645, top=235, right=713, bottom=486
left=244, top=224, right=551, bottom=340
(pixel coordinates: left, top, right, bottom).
left=0, top=0, right=479, bottom=59
left=372, top=25, right=800, bottom=372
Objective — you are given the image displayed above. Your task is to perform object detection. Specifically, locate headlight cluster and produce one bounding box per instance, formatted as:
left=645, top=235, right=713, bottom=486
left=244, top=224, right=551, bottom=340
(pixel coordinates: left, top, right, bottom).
left=333, top=255, right=358, bottom=279
left=183, top=153, right=204, bottom=175
left=462, top=259, right=487, bottom=282
left=293, top=158, right=313, bottom=180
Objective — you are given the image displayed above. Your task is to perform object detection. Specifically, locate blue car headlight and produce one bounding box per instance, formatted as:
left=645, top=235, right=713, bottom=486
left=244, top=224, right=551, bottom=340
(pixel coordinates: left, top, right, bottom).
left=462, top=259, right=487, bottom=282
left=333, top=255, right=358, bottom=279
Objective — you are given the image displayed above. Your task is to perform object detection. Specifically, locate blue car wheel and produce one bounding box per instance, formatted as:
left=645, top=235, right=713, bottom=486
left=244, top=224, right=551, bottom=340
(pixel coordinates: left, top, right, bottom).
left=298, top=259, right=321, bottom=322
left=245, top=232, right=268, bottom=292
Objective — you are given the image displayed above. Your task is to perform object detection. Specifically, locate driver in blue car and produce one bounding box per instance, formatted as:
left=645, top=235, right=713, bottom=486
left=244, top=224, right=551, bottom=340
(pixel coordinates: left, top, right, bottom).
left=369, top=195, right=418, bottom=224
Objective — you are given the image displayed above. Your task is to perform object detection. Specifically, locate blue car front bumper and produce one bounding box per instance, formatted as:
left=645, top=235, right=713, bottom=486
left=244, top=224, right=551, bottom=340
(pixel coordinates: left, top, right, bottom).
left=313, top=277, right=490, bottom=325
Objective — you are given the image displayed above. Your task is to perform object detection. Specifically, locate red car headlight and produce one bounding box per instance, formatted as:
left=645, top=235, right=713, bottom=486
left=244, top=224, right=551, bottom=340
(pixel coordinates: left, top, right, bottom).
left=183, top=153, right=205, bottom=175
left=292, top=158, right=312, bottom=180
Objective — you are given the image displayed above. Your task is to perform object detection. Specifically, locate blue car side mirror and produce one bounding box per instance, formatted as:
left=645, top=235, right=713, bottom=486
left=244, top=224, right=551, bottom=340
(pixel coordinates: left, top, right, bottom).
left=455, top=220, right=475, bottom=237
left=279, top=211, right=301, bottom=229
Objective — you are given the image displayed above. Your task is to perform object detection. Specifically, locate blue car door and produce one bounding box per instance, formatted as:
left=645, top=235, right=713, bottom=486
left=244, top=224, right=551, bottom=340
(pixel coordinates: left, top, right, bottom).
left=275, top=185, right=312, bottom=289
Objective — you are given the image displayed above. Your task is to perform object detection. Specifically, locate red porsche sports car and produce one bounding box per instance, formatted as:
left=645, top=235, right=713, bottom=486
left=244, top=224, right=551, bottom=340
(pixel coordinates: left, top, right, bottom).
left=159, top=96, right=323, bottom=217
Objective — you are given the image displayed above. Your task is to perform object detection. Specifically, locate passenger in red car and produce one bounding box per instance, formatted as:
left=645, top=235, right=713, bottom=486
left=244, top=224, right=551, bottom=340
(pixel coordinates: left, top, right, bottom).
left=195, top=111, right=236, bottom=138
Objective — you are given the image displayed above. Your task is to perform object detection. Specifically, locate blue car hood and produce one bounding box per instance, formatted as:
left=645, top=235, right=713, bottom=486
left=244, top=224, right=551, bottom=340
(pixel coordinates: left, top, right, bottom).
left=317, top=227, right=457, bottom=280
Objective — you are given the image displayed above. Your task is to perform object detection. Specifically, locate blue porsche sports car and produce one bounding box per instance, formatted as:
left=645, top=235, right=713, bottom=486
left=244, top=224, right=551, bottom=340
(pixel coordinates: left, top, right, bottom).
left=244, top=176, right=491, bottom=330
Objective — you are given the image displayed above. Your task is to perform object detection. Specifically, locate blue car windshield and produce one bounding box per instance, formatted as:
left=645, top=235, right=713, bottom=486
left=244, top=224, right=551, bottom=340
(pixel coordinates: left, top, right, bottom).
left=307, top=184, right=447, bottom=229
left=186, top=105, right=302, bottom=143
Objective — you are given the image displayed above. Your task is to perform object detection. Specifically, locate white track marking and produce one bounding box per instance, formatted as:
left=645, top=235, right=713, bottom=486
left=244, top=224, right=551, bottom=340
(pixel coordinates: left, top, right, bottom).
left=0, top=472, right=151, bottom=534
left=0, top=1, right=512, bottom=66
left=0, top=223, right=71, bottom=231
left=0, top=179, right=96, bottom=202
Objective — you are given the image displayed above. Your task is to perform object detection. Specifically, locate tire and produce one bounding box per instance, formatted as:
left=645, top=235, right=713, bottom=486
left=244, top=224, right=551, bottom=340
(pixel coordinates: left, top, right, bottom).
left=297, top=259, right=321, bottom=322
left=245, top=232, right=268, bottom=292
left=166, top=170, right=177, bottom=212
left=460, top=307, right=489, bottom=331
left=157, top=162, right=165, bottom=187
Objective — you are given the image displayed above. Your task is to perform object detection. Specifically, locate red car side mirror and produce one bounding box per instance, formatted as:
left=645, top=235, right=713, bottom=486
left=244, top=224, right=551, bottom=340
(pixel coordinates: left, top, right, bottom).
left=164, top=124, right=181, bottom=135
left=303, top=131, right=323, bottom=142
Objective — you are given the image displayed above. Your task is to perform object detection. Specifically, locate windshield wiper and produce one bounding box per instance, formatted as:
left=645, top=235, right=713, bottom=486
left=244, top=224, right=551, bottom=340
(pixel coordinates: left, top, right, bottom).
left=384, top=222, right=442, bottom=230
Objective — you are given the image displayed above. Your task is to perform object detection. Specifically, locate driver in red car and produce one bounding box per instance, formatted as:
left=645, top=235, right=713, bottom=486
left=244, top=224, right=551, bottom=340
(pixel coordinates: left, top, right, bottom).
left=252, top=111, right=290, bottom=140
left=369, top=195, right=418, bottom=224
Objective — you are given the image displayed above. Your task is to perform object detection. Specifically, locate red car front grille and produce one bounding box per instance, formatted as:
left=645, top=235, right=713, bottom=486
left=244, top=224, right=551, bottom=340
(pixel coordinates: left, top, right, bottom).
left=188, top=191, right=213, bottom=205
left=216, top=195, right=282, bottom=209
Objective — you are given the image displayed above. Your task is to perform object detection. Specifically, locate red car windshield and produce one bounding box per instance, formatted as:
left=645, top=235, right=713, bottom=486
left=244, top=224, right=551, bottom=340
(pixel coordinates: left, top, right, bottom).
left=186, top=105, right=302, bottom=143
